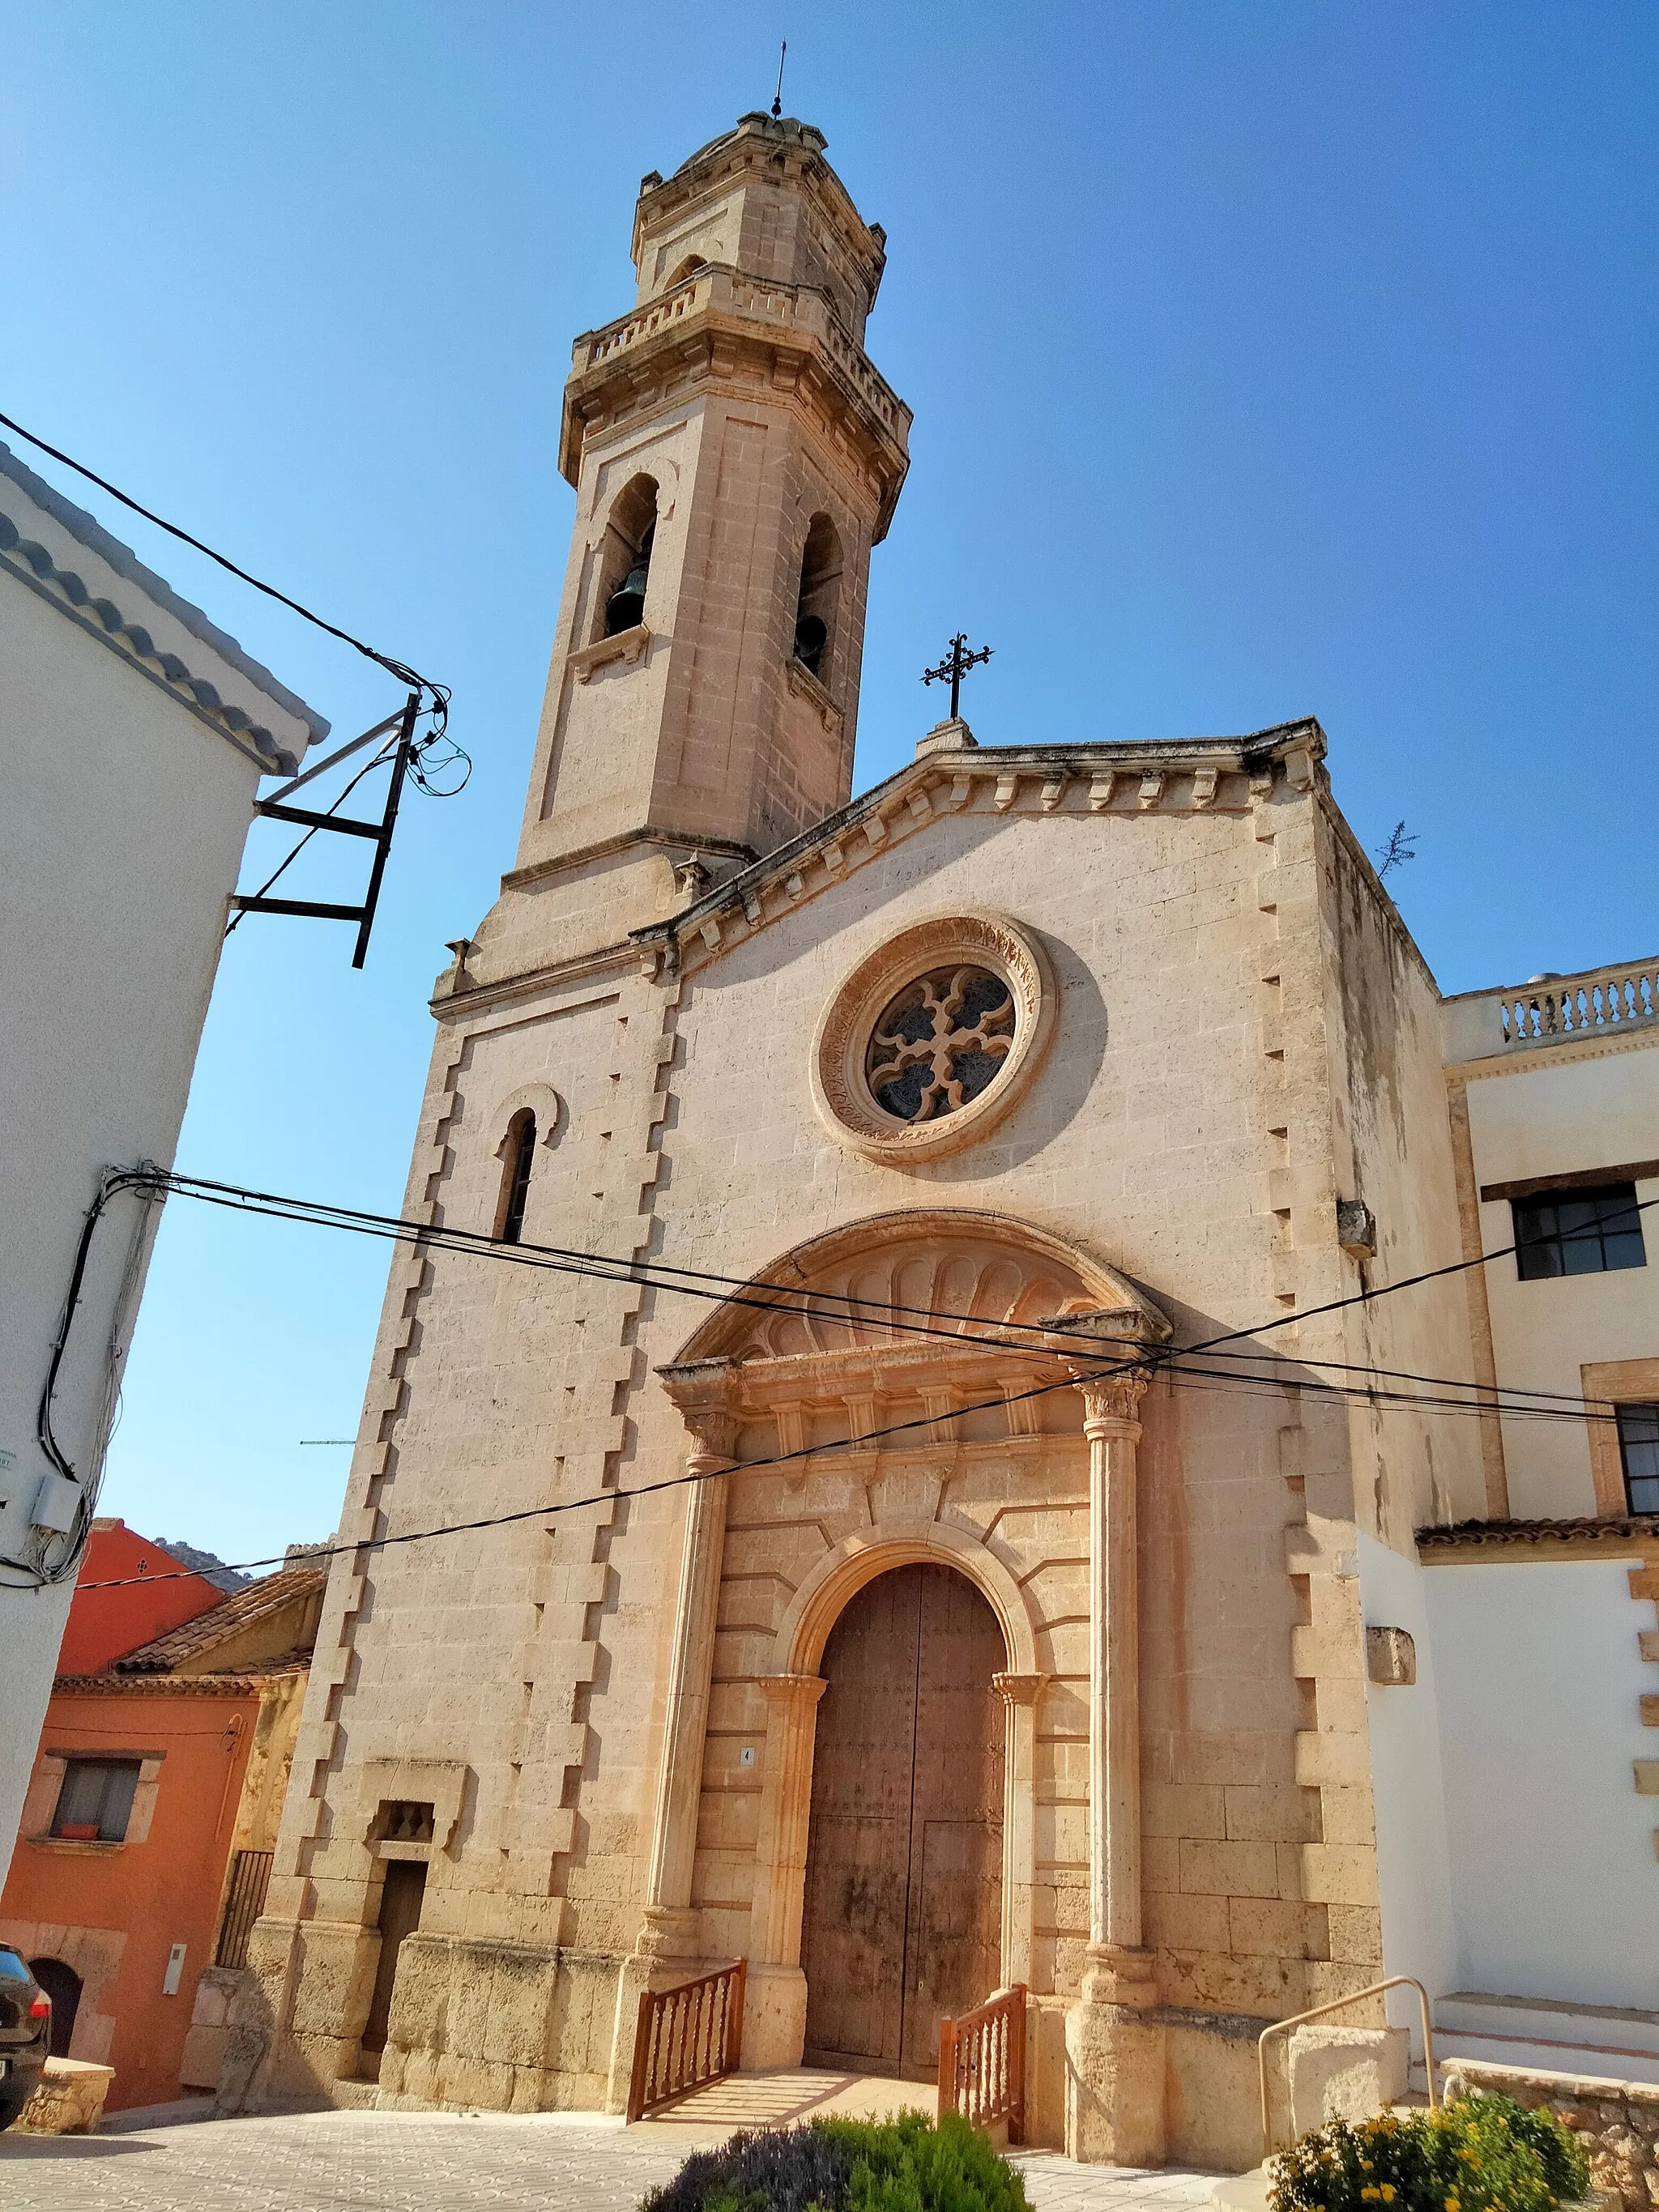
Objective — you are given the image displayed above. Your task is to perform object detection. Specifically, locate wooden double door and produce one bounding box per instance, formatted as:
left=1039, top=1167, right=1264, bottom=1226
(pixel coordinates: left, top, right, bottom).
left=800, top=1563, right=1006, bottom=2079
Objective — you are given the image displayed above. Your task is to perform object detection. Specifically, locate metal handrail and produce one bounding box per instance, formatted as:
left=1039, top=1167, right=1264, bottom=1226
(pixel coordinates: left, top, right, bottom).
left=1259, top=1975, right=1437, bottom=2158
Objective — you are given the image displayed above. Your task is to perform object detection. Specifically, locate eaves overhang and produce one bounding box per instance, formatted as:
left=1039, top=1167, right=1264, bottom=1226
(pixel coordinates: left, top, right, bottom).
left=0, top=438, right=327, bottom=777
left=1416, top=1514, right=1659, bottom=1563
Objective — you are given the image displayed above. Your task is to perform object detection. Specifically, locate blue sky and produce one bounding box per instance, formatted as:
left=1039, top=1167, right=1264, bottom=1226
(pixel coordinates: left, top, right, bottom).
left=4, top=2, right=1653, bottom=1569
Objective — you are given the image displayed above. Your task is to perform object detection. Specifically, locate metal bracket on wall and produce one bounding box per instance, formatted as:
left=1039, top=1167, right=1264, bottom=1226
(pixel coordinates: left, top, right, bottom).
left=228, top=691, right=420, bottom=968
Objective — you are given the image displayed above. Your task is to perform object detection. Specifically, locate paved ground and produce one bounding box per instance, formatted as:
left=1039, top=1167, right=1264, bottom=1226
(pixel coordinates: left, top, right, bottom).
left=0, top=2101, right=1224, bottom=2210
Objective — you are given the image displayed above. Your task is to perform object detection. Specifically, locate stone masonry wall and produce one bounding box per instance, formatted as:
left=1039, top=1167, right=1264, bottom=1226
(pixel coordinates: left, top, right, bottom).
left=1444, top=2059, right=1659, bottom=2212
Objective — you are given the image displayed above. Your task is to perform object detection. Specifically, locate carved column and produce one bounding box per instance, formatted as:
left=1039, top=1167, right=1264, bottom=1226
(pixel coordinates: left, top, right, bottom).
left=743, top=1672, right=827, bottom=2065
left=992, top=1671, right=1048, bottom=1991
left=638, top=1371, right=740, bottom=1965
left=1064, top=1366, right=1166, bottom=2166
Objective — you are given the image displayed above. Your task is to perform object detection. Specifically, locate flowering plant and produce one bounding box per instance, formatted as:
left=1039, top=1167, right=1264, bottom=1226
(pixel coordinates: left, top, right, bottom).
left=1269, top=2095, right=1589, bottom=2212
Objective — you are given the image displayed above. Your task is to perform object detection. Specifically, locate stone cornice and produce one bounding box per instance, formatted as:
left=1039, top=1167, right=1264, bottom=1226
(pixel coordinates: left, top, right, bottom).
left=431, top=936, right=640, bottom=1024
left=560, top=262, right=911, bottom=539
left=633, top=718, right=1327, bottom=978
left=1444, top=1022, right=1659, bottom=1084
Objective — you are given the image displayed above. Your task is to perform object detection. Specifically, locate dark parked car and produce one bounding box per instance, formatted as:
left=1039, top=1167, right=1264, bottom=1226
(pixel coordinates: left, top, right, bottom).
left=0, top=1949, right=49, bottom=2129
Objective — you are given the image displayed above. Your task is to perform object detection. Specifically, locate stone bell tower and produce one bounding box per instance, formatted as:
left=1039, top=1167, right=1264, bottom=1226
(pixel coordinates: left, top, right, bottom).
left=508, top=113, right=911, bottom=947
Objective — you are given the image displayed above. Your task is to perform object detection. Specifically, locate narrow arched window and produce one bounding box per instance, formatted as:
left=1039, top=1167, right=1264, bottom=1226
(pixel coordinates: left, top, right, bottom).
left=793, top=514, right=842, bottom=681
left=497, top=1111, right=536, bottom=1244
left=599, top=475, right=659, bottom=639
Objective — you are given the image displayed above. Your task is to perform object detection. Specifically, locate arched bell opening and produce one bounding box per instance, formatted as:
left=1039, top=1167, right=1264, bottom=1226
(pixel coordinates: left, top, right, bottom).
left=595, top=473, right=659, bottom=639
left=792, top=512, right=842, bottom=683
left=800, top=1561, right=1008, bottom=2080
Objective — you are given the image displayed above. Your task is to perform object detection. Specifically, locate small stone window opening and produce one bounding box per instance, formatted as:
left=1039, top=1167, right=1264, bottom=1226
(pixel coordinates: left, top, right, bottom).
left=376, top=1800, right=436, bottom=1844
left=51, top=1758, right=141, bottom=1843
left=599, top=475, right=659, bottom=639
left=666, top=253, right=706, bottom=288
left=497, top=1110, right=536, bottom=1246
left=1617, top=1404, right=1659, bottom=1515
left=866, top=965, right=1016, bottom=1124
left=1512, top=1182, right=1645, bottom=1279
left=793, top=513, right=842, bottom=682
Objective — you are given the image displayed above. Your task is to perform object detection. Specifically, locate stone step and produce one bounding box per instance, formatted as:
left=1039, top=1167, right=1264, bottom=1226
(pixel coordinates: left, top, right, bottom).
left=1436, top=1992, right=1659, bottom=2060
left=1431, top=1993, right=1659, bottom=2088
left=1431, top=2033, right=1659, bottom=2088
left=1212, top=2167, right=1271, bottom=2212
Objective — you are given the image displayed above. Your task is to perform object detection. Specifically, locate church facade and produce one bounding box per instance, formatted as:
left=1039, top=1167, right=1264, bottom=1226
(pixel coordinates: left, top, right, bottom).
left=233, top=113, right=1656, bottom=2165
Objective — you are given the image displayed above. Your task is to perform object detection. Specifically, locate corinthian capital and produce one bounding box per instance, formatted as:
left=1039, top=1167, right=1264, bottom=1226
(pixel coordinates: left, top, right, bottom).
left=1073, top=1372, right=1149, bottom=1432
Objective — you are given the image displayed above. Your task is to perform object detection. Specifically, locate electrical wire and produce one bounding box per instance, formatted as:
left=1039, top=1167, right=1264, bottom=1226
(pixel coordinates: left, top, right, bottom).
left=141, top=1166, right=1649, bottom=1417
left=0, top=408, right=437, bottom=701
left=66, top=1170, right=1657, bottom=1591
left=0, top=407, right=468, bottom=795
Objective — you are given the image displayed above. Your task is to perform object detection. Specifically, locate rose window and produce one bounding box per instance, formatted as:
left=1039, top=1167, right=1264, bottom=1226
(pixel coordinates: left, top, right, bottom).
left=864, top=965, right=1017, bottom=1123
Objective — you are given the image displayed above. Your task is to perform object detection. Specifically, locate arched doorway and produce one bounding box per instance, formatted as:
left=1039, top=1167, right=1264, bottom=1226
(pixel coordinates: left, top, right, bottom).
left=800, top=1562, right=1006, bottom=2078
left=29, top=1958, right=81, bottom=2059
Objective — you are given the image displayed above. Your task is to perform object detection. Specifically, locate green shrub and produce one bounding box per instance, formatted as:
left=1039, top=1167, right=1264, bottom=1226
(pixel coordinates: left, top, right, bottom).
left=1269, top=2094, right=1591, bottom=2212
left=638, top=2112, right=1032, bottom=2212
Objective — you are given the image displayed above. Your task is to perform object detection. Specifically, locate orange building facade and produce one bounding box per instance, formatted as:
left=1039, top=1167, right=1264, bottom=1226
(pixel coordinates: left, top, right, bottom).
left=0, top=1540, right=321, bottom=2113
left=53, top=1523, right=227, bottom=1680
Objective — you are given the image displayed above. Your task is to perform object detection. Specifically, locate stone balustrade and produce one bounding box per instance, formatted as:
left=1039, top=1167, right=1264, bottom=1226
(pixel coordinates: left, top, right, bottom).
left=1442, top=959, right=1658, bottom=1062
left=571, top=264, right=908, bottom=435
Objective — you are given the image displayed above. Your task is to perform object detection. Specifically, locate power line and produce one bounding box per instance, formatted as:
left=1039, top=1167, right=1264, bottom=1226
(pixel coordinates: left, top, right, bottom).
left=143, top=1166, right=1648, bottom=1417
left=0, top=407, right=444, bottom=708
left=68, top=1170, right=1655, bottom=1590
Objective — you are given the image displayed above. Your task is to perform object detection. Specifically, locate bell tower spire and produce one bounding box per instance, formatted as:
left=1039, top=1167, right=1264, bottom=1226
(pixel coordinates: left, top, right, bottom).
left=510, top=114, right=911, bottom=935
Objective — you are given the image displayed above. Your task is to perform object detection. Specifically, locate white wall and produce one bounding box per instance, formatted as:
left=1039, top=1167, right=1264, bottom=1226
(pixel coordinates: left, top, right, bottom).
left=1423, top=1558, right=1655, bottom=2010
left=1358, top=1534, right=1457, bottom=2052
left=0, top=457, right=318, bottom=1887
left=1466, top=1047, right=1659, bottom=1519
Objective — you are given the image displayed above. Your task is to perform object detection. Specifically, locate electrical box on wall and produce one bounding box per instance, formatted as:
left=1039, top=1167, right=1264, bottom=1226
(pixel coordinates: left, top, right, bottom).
left=162, top=1943, right=186, bottom=1997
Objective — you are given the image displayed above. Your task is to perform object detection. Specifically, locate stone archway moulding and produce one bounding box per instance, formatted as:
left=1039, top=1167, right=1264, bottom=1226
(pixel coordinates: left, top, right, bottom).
left=775, top=1518, right=1039, bottom=1680
left=667, top=1204, right=1171, bottom=1366
left=485, top=1082, right=565, bottom=1157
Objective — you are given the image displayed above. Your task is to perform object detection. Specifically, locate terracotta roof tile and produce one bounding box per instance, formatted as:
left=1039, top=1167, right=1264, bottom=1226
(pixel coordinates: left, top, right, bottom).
left=109, top=1566, right=325, bottom=1674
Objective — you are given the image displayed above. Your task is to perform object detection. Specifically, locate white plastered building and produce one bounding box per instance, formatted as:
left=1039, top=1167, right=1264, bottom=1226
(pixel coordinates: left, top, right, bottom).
left=0, top=440, right=325, bottom=1887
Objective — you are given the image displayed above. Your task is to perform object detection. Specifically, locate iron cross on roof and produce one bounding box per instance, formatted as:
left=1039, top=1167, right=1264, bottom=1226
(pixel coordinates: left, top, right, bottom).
left=922, top=632, right=992, bottom=722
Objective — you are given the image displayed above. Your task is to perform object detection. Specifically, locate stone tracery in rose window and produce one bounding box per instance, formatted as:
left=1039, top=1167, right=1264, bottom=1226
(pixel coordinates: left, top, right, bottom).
left=864, top=964, right=1017, bottom=1123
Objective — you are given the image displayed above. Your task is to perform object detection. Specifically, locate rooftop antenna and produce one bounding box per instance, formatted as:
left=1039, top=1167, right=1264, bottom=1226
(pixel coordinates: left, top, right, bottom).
left=771, top=40, right=787, bottom=118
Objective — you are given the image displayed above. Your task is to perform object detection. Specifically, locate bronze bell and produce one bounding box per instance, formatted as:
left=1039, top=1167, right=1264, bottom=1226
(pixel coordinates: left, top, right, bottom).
left=604, top=527, right=654, bottom=637
left=793, top=613, right=826, bottom=677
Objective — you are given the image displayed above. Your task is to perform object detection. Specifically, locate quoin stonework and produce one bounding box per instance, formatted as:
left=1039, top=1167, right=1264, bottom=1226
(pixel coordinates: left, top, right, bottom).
left=234, top=113, right=1659, bottom=2165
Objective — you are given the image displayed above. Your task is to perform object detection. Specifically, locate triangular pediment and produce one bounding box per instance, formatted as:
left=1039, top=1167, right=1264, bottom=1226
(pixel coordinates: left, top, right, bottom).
left=633, top=718, right=1324, bottom=981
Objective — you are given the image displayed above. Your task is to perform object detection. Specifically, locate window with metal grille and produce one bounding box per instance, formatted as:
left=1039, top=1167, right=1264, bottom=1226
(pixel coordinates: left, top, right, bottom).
left=1618, top=1404, right=1659, bottom=1516
left=214, top=1848, right=275, bottom=1969
left=51, top=1758, right=141, bottom=1842
left=1512, top=1183, right=1645, bottom=1280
